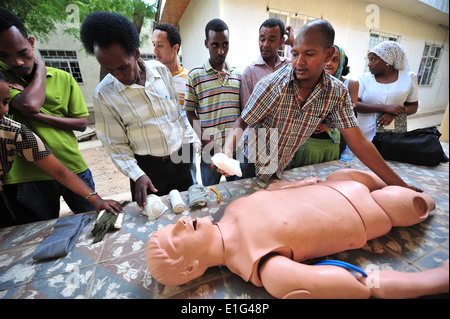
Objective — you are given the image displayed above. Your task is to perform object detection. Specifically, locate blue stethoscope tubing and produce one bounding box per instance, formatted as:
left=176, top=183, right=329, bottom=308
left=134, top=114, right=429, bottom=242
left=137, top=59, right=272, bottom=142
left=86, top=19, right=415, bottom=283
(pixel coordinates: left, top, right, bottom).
left=314, top=260, right=368, bottom=277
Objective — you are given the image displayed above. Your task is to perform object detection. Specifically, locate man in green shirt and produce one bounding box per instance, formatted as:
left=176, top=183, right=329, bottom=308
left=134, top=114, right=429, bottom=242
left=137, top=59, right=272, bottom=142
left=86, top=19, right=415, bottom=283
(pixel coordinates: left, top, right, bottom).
left=0, top=8, right=96, bottom=224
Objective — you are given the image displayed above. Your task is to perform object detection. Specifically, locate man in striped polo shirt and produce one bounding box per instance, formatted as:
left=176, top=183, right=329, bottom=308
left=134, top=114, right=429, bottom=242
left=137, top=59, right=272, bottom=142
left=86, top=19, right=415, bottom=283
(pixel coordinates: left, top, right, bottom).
left=185, top=19, right=242, bottom=186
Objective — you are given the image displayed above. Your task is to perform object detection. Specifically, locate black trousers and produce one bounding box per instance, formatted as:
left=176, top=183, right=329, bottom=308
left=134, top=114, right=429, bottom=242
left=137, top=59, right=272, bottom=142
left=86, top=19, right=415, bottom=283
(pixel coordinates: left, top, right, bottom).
left=130, top=144, right=194, bottom=200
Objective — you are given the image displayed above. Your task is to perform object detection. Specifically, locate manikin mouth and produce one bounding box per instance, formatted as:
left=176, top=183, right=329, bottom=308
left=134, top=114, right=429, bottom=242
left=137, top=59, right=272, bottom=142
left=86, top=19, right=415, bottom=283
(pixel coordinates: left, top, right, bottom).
left=192, top=219, right=197, bottom=231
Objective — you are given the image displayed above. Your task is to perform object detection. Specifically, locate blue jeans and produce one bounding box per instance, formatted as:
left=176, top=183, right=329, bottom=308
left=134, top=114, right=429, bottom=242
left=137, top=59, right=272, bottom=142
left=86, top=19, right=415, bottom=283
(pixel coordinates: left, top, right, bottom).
left=14, top=169, right=96, bottom=222
left=200, top=155, right=223, bottom=186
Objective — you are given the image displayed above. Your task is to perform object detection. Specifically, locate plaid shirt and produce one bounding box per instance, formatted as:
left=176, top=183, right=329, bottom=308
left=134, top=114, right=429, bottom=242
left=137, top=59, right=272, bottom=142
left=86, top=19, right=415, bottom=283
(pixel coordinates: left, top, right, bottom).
left=240, top=64, right=358, bottom=181
left=1, top=117, right=51, bottom=177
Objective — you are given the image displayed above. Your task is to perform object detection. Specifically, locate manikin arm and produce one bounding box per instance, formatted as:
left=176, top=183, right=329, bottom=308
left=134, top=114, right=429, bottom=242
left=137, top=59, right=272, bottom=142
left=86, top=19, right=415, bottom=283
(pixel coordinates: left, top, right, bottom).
left=259, top=255, right=371, bottom=299
left=356, top=260, right=449, bottom=299
left=266, top=176, right=322, bottom=191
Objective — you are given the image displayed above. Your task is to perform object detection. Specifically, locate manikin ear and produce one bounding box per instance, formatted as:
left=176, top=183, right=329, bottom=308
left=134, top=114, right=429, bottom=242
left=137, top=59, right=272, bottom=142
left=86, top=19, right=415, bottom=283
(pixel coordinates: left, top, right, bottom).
left=182, top=260, right=201, bottom=278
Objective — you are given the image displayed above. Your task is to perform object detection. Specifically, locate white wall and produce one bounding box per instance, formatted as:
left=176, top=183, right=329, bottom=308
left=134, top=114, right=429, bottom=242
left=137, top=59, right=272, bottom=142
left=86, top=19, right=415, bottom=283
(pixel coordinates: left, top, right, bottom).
left=179, top=0, right=221, bottom=70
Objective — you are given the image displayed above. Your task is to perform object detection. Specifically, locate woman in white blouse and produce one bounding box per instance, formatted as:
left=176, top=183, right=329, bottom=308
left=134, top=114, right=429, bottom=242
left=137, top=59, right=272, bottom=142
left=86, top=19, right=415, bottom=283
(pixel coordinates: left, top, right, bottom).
left=356, top=41, right=418, bottom=141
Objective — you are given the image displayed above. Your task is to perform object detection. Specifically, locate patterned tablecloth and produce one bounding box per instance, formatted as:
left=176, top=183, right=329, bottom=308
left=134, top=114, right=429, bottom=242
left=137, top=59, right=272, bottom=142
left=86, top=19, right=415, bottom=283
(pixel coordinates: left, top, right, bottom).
left=0, top=143, right=448, bottom=299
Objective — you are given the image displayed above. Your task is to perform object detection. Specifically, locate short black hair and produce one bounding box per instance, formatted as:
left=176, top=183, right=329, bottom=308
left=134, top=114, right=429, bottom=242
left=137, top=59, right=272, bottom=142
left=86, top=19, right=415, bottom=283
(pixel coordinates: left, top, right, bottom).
left=341, top=55, right=350, bottom=76
left=259, top=18, right=285, bottom=38
left=0, top=70, right=5, bottom=82
left=154, top=23, right=181, bottom=52
left=0, top=8, right=28, bottom=39
left=80, top=11, right=139, bottom=56
left=205, top=19, right=228, bottom=40
left=295, top=19, right=334, bottom=50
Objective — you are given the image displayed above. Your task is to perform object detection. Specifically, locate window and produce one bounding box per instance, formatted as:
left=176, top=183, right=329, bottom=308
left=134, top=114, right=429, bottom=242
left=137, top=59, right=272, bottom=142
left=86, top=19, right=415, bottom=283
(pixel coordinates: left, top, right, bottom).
left=141, top=53, right=183, bottom=65
left=141, top=53, right=156, bottom=60
left=268, top=8, right=316, bottom=58
left=368, top=30, right=400, bottom=50
left=417, top=43, right=443, bottom=86
left=39, top=50, right=83, bottom=83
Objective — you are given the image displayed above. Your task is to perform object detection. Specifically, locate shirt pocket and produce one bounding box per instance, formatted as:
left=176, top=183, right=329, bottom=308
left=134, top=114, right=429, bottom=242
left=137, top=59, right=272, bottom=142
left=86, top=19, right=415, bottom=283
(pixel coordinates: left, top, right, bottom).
left=150, top=79, right=181, bottom=122
left=293, top=111, right=323, bottom=138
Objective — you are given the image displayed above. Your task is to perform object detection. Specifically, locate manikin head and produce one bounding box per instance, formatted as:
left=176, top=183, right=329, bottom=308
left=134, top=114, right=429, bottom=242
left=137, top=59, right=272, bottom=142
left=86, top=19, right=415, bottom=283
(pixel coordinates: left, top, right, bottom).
left=146, top=217, right=218, bottom=286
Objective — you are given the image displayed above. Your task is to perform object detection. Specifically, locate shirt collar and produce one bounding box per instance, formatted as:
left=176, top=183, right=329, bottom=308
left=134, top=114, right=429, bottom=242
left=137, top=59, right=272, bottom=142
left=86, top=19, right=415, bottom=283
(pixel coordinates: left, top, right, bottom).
left=289, top=67, right=328, bottom=89
left=255, top=54, right=286, bottom=68
left=204, top=59, right=233, bottom=74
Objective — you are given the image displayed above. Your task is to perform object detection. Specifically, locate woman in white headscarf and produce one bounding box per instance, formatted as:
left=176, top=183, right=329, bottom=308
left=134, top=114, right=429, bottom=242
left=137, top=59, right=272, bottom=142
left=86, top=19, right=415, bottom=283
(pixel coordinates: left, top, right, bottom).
left=356, top=41, right=418, bottom=141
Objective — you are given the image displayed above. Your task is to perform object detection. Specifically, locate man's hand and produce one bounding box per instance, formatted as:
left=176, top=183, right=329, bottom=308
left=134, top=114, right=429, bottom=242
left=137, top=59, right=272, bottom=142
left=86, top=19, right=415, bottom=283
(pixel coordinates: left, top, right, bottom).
left=135, top=175, right=158, bottom=209
left=90, top=198, right=124, bottom=215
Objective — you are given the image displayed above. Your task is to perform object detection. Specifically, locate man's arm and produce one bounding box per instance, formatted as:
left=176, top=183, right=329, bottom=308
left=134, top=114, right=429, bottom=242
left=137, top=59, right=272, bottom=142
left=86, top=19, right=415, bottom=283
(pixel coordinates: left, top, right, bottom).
left=339, top=126, right=420, bottom=191
left=30, top=113, right=87, bottom=131
left=260, top=255, right=371, bottom=299
left=33, top=153, right=123, bottom=214
left=9, top=55, right=47, bottom=116
left=92, top=93, right=157, bottom=209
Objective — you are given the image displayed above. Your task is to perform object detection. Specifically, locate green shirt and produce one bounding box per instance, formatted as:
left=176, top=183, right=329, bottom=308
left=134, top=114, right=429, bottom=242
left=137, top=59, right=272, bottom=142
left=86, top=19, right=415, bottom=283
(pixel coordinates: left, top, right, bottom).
left=0, top=63, right=89, bottom=184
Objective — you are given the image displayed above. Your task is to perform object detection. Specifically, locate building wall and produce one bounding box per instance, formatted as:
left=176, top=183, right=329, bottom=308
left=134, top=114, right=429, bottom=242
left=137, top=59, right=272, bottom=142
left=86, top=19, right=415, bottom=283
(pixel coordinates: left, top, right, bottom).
left=178, top=0, right=221, bottom=69
left=179, top=0, right=449, bottom=113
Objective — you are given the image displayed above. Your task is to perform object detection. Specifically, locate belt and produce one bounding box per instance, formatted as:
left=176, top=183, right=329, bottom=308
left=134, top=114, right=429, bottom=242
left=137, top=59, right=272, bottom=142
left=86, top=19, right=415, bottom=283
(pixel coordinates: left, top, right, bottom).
left=145, top=154, right=171, bottom=162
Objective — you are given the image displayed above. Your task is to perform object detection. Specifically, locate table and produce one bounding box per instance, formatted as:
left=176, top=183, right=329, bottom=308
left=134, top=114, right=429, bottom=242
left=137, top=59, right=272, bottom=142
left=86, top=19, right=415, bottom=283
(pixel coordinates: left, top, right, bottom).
left=1, top=143, right=448, bottom=299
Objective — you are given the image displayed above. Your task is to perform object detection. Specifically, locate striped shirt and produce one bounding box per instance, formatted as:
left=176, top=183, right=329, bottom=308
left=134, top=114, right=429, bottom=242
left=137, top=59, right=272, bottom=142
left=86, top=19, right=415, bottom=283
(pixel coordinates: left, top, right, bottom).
left=1, top=117, right=51, bottom=177
left=171, top=67, right=198, bottom=144
left=93, top=60, right=188, bottom=182
left=184, top=60, right=241, bottom=145
left=240, top=64, right=358, bottom=181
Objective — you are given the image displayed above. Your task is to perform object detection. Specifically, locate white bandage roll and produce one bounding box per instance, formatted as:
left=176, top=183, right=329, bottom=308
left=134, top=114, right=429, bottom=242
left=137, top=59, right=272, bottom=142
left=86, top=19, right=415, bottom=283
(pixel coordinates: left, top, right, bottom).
left=169, top=189, right=186, bottom=214
left=114, top=212, right=124, bottom=229
left=212, top=153, right=242, bottom=177
left=143, top=194, right=168, bottom=220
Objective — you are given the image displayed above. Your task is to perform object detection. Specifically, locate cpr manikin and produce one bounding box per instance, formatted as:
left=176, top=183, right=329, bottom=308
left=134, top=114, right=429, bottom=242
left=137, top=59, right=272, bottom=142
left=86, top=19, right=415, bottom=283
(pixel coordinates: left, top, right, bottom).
left=146, top=169, right=449, bottom=299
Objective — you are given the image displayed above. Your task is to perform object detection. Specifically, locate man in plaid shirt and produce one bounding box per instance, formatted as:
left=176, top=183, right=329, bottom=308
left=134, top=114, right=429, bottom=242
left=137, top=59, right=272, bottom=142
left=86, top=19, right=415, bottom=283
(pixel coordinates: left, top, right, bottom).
left=217, top=19, right=420, bottom=192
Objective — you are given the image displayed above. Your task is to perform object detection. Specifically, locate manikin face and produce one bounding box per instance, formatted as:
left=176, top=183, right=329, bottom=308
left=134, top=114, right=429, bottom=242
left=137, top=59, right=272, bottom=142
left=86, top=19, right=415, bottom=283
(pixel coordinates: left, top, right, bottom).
left=291, top=28, right=334, bottom=82
left=324, top=47, right=340, bottom=76
left=0, top=81, right=10, bottom=119
left=152, top=29, right=179, bottom=66
left=0, top=26, right=35, bottom=77
left=157, top=217, right=216, bottom=263
left=205, top=30, right=229, bottom=67
left=94, top=43, right=141, bottom=86
left=259, top=26, right=284, bottom=62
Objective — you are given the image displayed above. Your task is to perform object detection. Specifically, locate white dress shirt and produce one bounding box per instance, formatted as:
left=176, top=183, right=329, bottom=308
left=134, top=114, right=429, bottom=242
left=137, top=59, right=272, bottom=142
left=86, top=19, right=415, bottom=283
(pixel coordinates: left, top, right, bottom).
left=93, top=60, right=187, bottom=182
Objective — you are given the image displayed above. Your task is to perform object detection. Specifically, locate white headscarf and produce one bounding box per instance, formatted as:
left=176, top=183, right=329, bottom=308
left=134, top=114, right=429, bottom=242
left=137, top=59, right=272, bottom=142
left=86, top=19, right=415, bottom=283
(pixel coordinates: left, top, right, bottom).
left=369, top=41, right=410, bottom=71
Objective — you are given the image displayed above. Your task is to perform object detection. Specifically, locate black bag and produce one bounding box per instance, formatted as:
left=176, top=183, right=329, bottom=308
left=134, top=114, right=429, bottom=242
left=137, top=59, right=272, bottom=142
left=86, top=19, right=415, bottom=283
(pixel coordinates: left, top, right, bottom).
left=372, top=126, right=449, bottom=166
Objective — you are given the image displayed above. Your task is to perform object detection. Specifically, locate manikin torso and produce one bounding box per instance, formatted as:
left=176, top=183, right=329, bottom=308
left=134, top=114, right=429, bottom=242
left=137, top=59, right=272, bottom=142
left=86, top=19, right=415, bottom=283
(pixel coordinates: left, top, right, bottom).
left=218, top=180, right=392, bottom=286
